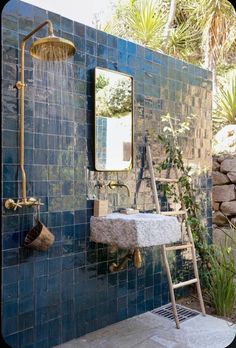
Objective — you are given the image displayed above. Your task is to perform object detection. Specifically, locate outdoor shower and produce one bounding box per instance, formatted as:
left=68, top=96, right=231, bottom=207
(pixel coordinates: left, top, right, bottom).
left=4, top=20, right=76, bottom=210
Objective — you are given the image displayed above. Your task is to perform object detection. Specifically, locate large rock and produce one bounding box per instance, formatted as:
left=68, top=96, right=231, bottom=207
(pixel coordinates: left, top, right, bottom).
left=212, top=211, right=228, bottom=226
left=212, top=160, right=220, bottom=171
left=213, top=227, right=235, bottom=245
left=212, top=171, right=230, bottom=185
left=216, top=156, right=226, bottom=163
left=227, top=171, right=236, bottom=183
left=221, top=201, right=236, bottom=216
left=212, top=201, right=220, bottom=211
left=213, top=125, right=236, bottom=155
left=220, top=158, right=236, bottom=173
left=212, top=184, right=236, bottom=202
left=230, top=217, right=236, bottom=225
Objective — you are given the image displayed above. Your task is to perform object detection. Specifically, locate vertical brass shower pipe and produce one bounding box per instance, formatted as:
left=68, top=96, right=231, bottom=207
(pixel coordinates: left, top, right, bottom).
left=17, top=20, right=54, bottom=203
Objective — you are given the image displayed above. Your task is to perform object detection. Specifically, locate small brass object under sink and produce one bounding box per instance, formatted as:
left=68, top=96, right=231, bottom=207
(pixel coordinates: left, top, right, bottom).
left=133, top=248, right=142, bottom=268
left=109, top=248, right=142, bottom=272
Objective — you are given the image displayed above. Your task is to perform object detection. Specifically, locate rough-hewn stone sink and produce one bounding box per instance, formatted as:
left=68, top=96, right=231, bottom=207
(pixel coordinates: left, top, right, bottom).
left=90, top=213, right=181, bottom=248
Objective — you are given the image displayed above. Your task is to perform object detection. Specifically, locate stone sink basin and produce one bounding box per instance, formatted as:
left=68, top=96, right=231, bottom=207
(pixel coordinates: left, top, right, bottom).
left=90, top=213, right=181, bottom=249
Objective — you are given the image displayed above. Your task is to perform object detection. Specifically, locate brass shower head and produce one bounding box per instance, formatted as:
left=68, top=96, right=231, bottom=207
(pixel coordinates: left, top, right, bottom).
left=29, top=35, right=76, bottom=61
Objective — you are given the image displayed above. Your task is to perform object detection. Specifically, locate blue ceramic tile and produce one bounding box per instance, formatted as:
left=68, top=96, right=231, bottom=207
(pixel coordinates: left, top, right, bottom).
left=47, top=273, right=61, bottom=290
left=18, top=262, right=34, bottom=280
left=3, top=299, right=18, bottom=318
left=48, top=257, right=62, bottom=274
left=2, top=28, right=18, bottom=48
left=3, top=265, right=19, bottom=285
left=19, top=328, right=34, bottom=347
left=3, top=215, right=19, bottom=233
left=19, top=311, right=35, bottom=331
left=61, top=16, right=73, bottom=33
left=34, top=260, right=48, bottom=277
left=86, top=40, right=97, bottom=55
left=3, top=249, right=19, bottom=267
left=85, top=26, right=96, bottom=42
left=107, top=34, right=117, bottom=48
left=2, top=316, right=18, bottom=336
left=19, top=297, right=34, bottom=314
left=62, top=254, right=74, bottom=270
left=74, top=22, right=85, bottom=37
left=3, top=282, right=18, bottom=301
left=74, top=36, right=85, bottom=53
left=62, top=211, right=74, bottom=225
left=128, top=42, right=136, bottom=55
left=35, top=276, right=47, bottom=294
left=4, top=333, right=19, bottom=348
left=97, top=57, right=107, bottom=68
left=75, top=209, right=87, bottom=224
left=19, top=279, right=34, bottom=298
left=97, top=31, right=107, bottom=45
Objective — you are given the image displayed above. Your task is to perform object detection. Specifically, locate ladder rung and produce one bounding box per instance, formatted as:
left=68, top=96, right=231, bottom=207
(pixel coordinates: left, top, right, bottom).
left=165, top=243, right=193, bottom=251
left=160, top=210, right=186, bottom=216
left=155, top=177, right=179, bottom=183
left=173, top=278, right=198, bottom=289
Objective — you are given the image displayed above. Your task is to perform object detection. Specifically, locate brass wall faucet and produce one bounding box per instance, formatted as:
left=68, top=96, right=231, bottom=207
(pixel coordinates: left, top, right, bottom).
left=108, top=181, right=131, bottom=197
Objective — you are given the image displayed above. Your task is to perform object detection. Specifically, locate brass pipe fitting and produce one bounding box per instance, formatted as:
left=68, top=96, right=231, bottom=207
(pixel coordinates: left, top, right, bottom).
left=108, top=181, right=131, bottom=197
left=109, top=248, right=142, bottom=272
left=5, top=198, right=44, bottom=210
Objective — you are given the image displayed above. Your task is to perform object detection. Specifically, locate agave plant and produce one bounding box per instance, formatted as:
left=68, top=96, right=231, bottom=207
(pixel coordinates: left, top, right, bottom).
left=104, top=0, right=167, bottom=49
left=213, top=76, right=236, bottom=133
left=125, top=0, right=166, bottom=47
left=165, top=21, right=200, bottom=61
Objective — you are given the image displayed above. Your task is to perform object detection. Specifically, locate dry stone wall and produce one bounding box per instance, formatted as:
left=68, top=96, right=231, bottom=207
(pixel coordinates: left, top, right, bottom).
left=212, top=155, right=236, bottom=226
left=212, top=155, right=236, bottom=266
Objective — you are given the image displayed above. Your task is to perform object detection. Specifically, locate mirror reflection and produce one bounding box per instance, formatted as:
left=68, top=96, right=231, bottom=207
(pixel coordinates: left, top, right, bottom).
left=95, top=67, right=133, bottom=171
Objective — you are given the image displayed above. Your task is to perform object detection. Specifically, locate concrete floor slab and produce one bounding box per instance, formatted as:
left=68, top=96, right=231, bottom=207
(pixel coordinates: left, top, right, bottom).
left=54, top=310, right=236, bottom=348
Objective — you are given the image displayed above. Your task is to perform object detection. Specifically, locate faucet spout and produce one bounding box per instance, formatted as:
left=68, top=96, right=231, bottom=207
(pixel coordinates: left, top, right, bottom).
left=108, top=181, right=131, bottom=197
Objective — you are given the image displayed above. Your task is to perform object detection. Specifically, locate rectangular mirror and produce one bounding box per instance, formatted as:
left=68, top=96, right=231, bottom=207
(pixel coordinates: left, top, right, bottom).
left=94, top=67, right=133, bottom=171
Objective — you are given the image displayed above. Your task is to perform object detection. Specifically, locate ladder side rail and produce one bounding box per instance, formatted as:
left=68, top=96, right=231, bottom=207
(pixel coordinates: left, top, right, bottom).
left=162, top=245, right=180, bottom=329
left=146, top=144, right=161, bottom=213
left=176, top=164, right=206, bottom=316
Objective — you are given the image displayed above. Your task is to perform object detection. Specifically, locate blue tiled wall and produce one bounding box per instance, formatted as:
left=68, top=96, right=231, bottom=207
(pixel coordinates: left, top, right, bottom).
left=2, top=1, right=212, bottom=347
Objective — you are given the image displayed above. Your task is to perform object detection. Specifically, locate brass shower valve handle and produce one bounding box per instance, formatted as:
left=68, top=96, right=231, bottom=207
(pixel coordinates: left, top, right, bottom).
left=14, top=199, right=23, bottom=210
left=4, top=197, right=44, bottom=210
left=15, top=81, right=26, bottom=89
left=4, top=199, right=23, bottom=210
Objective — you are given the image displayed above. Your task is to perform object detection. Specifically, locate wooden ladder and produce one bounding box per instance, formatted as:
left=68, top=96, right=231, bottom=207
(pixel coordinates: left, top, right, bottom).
left=146, top=144, right=206, bottom=328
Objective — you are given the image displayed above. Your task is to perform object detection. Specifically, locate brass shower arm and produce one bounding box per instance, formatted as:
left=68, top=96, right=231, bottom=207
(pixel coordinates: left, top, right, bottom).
left=22, top=20, right=54, bottom=43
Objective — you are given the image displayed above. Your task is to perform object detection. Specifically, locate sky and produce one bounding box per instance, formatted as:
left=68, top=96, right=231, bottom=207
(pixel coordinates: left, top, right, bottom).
left=22, top=0, right=120, bottom=27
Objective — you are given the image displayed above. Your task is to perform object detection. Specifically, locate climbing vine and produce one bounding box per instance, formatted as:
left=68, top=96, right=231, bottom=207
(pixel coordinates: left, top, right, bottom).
left=156, top=114, right=236, bottom=316
left=156, top=113, right=211, bottom=269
